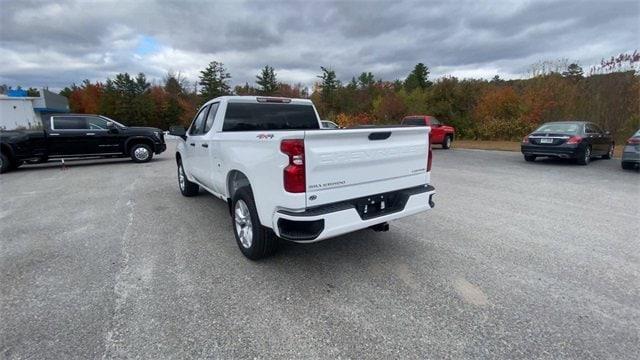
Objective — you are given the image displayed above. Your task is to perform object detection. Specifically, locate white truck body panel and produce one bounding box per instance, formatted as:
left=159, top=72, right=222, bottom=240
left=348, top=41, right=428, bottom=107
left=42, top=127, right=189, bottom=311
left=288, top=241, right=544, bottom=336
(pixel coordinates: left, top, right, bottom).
left=304, top=127, right=429, bottom=207
left=176, top=96, right=435, bottom=243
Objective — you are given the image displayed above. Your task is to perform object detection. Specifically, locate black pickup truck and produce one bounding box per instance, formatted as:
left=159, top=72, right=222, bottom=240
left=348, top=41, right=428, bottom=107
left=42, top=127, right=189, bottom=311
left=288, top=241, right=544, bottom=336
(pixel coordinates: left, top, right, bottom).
left=0, top=114, right=166, bottom=173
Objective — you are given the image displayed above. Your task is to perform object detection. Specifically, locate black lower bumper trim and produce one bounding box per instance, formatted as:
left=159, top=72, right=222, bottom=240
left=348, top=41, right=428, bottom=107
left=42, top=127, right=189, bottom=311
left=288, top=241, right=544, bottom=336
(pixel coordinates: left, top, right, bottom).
left=277, top=218, right=324, bottom=241
left=278, top=184, right=435, bottom=220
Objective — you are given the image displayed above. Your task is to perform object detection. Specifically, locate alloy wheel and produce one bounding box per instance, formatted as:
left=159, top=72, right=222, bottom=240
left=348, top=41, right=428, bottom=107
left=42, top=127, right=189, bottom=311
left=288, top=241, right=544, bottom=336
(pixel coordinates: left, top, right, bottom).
left=234, top=200, right=253, bottom=248
left=134, top=147, right=150, bottom=161
left=178, top=165, right=185, bottom=191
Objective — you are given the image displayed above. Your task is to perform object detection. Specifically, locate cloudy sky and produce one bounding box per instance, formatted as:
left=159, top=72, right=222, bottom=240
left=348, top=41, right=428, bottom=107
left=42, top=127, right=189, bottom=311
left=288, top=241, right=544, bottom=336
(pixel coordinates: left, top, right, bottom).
left=1, top=0, right=638, bottom=90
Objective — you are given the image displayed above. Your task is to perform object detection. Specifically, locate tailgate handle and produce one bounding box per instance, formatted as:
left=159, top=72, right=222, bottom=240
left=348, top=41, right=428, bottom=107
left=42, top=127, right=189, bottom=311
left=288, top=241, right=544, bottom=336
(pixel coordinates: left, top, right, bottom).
left=368, top=132, right=391, bottom=140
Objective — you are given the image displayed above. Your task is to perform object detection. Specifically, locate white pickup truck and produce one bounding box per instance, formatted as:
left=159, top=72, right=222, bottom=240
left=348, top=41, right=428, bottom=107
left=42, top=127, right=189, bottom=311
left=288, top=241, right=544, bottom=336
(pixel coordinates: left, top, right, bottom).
left=169, top=96, right=435, bottom=259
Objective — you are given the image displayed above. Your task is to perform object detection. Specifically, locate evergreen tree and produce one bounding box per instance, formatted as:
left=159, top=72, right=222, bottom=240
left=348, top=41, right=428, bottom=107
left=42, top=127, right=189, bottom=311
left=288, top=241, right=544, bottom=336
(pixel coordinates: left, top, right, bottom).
left=318, top=66, right=339, bottom=105
left=562, top=63, right=584, bottom=80
left=256, top=65, right=279, bottom=95
left=199, top=61, right=231, bottom=100
left=404, top=63, right=432, bottom=91
left=357, top=72, right=375, bottom=88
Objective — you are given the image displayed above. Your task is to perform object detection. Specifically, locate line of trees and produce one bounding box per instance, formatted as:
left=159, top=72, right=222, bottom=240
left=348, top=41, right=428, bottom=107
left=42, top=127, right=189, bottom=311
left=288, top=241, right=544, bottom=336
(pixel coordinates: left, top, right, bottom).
left=18, top=51, right=638, bottom=142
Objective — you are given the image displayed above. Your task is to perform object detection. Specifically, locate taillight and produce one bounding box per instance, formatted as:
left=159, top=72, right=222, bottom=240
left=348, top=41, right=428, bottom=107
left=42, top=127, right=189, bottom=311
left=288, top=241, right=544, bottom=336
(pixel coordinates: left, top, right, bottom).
left=566, top=135, right=582, bottom=145
left=627, top=137, right=640, bottom=144
left=522, top=135, right=530, bottom=144
left=427, top=143, right=433, bottom=172
left=280, top=139, right=305, bottom=193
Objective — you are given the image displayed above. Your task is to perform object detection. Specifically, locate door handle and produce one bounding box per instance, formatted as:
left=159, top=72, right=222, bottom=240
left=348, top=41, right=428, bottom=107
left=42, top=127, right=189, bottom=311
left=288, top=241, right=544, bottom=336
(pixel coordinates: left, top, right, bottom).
left=86, top=133, right=95, bottom=136
left=190, top=143, right=195, bottom=147
left=201, top=144, right=209, bottom=148
left=49, top=133, right=60, bottom=136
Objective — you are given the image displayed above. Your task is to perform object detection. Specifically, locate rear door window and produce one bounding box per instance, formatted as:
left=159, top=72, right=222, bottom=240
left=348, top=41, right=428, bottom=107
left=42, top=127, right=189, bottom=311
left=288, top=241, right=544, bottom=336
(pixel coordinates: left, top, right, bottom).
left=52, top=117, right=88, bottom=130
left=223, top=103, right=319, bottom=131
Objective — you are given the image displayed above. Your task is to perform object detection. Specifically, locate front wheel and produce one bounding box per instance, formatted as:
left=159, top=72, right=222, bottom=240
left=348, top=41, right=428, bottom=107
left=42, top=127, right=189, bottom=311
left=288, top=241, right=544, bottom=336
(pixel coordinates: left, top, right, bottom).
left=178, top=161, right=199, bottom=196
left=130, top=143, right=153, bottom=163
left=577, top=146, right=591, bottom=165
left=231, top=187, right=278, bottom=260
left=442, top=135, right=452, bottom=149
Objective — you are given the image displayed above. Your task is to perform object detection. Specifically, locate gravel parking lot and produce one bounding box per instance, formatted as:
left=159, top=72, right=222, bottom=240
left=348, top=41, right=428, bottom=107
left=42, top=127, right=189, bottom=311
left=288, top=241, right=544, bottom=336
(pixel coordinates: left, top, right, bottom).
left=1, top=141, right=638, bottom=359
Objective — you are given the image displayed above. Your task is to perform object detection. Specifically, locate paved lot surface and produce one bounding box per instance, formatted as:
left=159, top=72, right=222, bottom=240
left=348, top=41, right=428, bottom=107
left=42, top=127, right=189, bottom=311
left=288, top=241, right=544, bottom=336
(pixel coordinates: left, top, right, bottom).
left=1, top=142, right=639, bottom=359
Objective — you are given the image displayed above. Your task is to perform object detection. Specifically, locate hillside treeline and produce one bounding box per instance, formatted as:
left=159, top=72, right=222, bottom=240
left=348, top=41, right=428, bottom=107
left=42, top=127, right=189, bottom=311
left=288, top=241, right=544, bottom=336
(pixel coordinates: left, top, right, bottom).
left=57, top=54, right=639, bottom=142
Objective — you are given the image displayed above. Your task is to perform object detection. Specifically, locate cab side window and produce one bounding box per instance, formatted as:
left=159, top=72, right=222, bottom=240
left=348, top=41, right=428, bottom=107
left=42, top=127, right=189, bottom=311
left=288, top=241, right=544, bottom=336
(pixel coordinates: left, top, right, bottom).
left=52, top=116, right=88, bottom=130
left=86, top=116, right=109, bottom=130
left=585, top=124, right=598, bottom=134
left=430, top=118, right=441, bottom=126
left=204, top=103, right=220, bottom=133
left=189, top=105, right=209, bottom=136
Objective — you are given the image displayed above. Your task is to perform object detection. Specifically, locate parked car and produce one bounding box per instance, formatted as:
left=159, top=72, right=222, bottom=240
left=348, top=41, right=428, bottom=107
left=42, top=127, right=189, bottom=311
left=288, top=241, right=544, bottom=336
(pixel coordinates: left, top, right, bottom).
left=321, top=120, right=339, bottom=129
left=521, top=121, right=614, bottom=165
left=401, top=115, right=455, bottom=149
left=621, top=129, right=640, bottom=170
left=0, top=114, right=166, bottom=173
left=170, top=96, right=436, bottom=259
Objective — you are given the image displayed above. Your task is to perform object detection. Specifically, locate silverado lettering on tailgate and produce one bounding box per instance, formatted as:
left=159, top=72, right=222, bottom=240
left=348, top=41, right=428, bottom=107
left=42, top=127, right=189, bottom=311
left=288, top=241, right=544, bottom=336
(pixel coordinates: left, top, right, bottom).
left=317, top=145, right=425, bottom=165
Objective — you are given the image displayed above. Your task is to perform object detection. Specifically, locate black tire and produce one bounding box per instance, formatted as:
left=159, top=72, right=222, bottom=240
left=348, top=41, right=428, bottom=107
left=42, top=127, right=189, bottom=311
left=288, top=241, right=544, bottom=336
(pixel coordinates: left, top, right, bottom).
left=621, top=162, right=636, bottom=170
left=576, top=145, right=591, bottom=165
left=231, top=187, right=278, bottom=260
left=524, top=154, right=536, bottom=162
left=0, top=153, right=10, bottom=174
left=177, top=161, right=199, bottom=196
left=442, top=135, right=452, bottom=149
left=130, top=143, right=153, bottom=163
left=602, top=144, right=614, bottom=159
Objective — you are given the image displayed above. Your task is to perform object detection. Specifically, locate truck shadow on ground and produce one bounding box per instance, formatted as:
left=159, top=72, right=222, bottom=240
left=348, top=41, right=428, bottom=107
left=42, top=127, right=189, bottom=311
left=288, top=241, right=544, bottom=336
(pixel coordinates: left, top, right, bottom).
left=11, top=157, right=170, bottom=173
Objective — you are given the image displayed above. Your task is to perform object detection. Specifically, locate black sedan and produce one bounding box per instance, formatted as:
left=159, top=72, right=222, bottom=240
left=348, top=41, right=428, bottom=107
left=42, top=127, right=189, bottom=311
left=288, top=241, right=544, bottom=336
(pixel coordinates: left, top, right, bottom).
left=521, top=121, right=614, bottom=165
left=621, top=129, right=640, bottom=170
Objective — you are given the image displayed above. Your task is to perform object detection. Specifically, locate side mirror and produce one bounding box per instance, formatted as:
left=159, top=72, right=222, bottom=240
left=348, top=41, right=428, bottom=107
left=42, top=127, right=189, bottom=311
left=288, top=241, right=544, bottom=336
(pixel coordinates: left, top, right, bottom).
left=169, top=125, right=187, bottom=138
left=106, top=121, right=118, bottom=133
left=605, top=130, right=611, bottom=135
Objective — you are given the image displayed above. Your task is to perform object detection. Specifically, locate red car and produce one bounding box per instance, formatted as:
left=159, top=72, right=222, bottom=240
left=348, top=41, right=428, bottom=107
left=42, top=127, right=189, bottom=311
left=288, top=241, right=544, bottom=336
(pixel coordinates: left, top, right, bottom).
left=401, top=115, right=456, bottom=149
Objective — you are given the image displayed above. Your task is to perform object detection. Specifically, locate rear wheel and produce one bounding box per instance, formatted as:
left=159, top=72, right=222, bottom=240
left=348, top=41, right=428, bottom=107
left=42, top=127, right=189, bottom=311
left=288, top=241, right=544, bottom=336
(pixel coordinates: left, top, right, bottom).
left=231, top=187, right=278, bottom=260
left=621, top=162, right=636, bottom=170
left=524, top=154, right=536, bottom=162
left=602, top=144, right=614, bottom=159
left=0, top=153, right=10, bottom=174
left=130, top=143, right=153, bottom=163
left=577, top=145, right=591, bottom=165
left=442, top=135, right=452, bottom=149
left=178, top=161, right=199, bottom=196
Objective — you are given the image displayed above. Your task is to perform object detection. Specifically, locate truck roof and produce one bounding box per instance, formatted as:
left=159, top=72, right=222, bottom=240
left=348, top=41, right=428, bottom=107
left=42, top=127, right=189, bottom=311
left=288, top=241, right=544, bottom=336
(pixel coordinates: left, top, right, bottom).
left=205, top=96, right=313, bottom=105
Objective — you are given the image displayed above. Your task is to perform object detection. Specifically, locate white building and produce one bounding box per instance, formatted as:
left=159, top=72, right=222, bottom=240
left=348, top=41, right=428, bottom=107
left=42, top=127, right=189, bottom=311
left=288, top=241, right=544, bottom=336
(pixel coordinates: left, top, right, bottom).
left=0, top=89, right=69, bottom=130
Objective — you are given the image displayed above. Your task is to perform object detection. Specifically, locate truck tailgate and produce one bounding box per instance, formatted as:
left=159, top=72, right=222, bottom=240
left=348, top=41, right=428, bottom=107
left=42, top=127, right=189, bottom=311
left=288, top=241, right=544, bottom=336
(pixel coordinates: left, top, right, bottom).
left=304, top=127, right=430, bottom=207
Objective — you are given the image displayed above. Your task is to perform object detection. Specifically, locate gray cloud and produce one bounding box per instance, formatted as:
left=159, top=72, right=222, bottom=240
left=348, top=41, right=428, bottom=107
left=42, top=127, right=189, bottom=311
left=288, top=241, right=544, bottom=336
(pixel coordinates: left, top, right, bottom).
left=0, top=0, right=637, bottom=90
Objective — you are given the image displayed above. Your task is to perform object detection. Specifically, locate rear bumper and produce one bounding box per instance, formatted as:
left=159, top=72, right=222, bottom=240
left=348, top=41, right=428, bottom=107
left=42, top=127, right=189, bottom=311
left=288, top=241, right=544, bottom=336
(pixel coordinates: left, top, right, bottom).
left=272, top=185, right=435, bottom=242
left=521, top=144, right=579, bottom=158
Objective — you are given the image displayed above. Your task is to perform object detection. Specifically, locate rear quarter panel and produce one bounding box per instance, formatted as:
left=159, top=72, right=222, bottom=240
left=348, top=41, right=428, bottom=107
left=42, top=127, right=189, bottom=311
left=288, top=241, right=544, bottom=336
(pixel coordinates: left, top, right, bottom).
left=219, top=131, right=307, bottom=227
